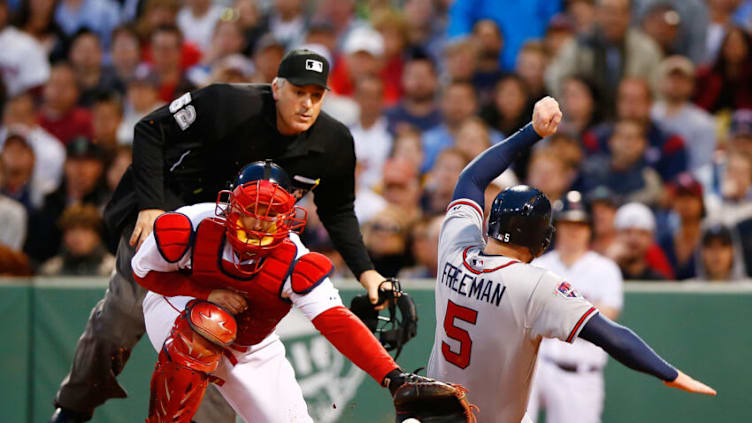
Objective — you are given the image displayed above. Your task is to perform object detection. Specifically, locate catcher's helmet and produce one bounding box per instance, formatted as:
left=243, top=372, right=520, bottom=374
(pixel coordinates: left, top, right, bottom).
left=217, top=161, right=306, bottom=263
left=233, top=159, right=293, bottom=191
left=349, top=279, right=418, bottom=359
left=553, top=190, right=590, bottom=223
left=487, top=185, right=554, bottom=258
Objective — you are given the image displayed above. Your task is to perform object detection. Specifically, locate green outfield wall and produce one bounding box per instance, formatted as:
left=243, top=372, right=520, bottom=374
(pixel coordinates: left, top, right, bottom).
left=1, top=278, right=749, bottom=423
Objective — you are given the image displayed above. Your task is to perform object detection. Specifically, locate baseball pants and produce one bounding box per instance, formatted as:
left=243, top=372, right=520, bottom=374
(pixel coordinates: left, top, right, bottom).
left=526, top=359, right=605, bottom=423
left=144, top=292, right=312, bottom=422
left=53, top=225, right=235, bottom=422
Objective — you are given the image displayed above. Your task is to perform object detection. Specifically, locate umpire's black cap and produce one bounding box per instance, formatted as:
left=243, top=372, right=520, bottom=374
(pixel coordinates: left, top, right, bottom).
left=277, top=48, right=330, bottom=89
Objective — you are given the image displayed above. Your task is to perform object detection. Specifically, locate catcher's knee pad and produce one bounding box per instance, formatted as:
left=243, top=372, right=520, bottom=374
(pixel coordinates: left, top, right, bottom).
left=166, top=300, right=237, bottom=372
left=146, top=301, right=237, bottom=423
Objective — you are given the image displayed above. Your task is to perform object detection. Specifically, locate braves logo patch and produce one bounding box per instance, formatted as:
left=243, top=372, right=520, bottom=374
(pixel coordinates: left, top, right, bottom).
left=556, top=281, right=580, bottom=298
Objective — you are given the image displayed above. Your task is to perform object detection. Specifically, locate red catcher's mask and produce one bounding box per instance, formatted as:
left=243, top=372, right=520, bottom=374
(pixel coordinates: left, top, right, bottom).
left=218, top=180, right=306, bottom=262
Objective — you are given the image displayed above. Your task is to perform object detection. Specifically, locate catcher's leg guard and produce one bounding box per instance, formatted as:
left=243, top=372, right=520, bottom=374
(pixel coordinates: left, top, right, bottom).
left=146, top=300, right=237, bottom=423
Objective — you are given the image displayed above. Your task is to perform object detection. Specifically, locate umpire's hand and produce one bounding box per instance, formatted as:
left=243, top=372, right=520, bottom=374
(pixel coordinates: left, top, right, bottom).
left=532, top=96, right=563, bottom=138
left=130, top=209, right=166, bottom=250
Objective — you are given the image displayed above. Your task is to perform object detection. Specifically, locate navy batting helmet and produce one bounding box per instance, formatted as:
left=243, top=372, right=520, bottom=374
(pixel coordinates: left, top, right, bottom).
left=553, top=191, right=590, bottom=223
left=487, top=185, right=554, bottom=257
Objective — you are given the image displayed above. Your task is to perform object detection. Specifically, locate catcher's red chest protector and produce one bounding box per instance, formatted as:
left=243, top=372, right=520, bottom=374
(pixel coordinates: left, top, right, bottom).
left=190, top=217, right=295, bottom=346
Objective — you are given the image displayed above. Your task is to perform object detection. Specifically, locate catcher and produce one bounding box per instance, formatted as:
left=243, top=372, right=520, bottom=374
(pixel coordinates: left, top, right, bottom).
left=132, top=160, right=473, bottom=423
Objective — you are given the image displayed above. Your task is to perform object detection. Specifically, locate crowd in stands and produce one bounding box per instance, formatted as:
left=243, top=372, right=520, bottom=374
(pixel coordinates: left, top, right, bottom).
left=1, top=0, right=751, bottom=283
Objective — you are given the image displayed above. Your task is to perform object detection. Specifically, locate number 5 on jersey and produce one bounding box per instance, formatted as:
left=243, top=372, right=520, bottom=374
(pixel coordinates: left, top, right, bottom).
left=442, top=300, right=478, bottom=369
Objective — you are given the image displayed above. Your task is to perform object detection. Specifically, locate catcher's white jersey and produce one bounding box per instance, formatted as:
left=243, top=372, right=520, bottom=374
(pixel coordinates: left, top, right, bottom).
left=426, top=199, right=597, bottom=423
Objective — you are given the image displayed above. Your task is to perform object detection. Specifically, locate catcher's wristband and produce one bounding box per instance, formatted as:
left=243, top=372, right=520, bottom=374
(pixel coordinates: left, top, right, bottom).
left=382, top=369, right=404, bottom=395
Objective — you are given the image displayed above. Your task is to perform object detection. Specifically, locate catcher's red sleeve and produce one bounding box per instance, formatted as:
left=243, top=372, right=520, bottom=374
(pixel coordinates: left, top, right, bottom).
left=312, top=306, right=399, bottom=383
left=133, top=271, right=212, bottom=300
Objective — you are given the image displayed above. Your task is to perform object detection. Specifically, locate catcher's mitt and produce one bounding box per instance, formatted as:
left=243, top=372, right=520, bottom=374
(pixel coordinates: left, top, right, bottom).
left=384, top=370, right=476, bottom=423
left=350, top=278, right=417, bottom=359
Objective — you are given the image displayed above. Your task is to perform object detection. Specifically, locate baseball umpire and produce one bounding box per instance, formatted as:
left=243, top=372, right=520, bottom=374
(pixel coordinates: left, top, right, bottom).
left=426, top=96, right=716, bottom=423
left=50, top=49, right=390, bottom=422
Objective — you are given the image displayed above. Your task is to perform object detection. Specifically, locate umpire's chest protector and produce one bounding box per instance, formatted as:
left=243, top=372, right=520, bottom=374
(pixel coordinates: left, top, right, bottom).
left=191, top=218, right=296, bottom=346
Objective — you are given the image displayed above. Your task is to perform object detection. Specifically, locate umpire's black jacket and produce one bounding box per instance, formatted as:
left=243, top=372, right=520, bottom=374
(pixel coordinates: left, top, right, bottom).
left=105, top=83, right=373, bottom=276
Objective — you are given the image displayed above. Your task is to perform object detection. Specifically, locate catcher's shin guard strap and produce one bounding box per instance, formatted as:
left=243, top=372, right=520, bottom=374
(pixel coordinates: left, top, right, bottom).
left=146, top=350, right=210, bottom=423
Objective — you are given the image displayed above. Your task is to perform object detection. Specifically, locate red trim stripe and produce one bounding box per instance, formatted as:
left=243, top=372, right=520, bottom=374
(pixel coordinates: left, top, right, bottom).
left=222, top=349, right=239, bottom=366
left=462, top=247, right=519, bottom=274
left=566, top=307, right=597, bottom=343
left=209, top=375, right=226, bottom=386
left=164, top=297, right=181, bottom=313
left=447, top=199, right=483, bottom=220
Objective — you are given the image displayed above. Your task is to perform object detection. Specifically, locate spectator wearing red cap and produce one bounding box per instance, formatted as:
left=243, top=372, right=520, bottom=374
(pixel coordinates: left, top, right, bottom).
left=658, top=173, right=706, bottom=279
left=544, top=13, right=576, bottom=58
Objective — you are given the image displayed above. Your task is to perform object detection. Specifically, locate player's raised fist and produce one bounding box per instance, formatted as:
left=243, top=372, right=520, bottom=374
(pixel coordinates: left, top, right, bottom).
left=532, top=96, right=563, bottom=138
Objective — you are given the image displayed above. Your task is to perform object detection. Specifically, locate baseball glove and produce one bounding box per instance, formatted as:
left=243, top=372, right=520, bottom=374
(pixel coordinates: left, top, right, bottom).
left=384, top=370, right=476, bottom=423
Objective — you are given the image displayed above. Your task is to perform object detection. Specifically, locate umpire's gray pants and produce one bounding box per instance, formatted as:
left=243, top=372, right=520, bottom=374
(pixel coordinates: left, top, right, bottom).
left=54, top=224, right=235, bottom=422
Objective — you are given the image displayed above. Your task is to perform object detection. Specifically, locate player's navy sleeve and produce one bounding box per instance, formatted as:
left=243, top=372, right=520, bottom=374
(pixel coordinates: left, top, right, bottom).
left=579, top=313, right=678, bottom=381
left=452, top=123, right=540, bottom=208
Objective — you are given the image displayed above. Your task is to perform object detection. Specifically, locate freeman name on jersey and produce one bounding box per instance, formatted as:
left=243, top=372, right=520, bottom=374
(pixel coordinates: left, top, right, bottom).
left=440, top=262, right=506, bottom=307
